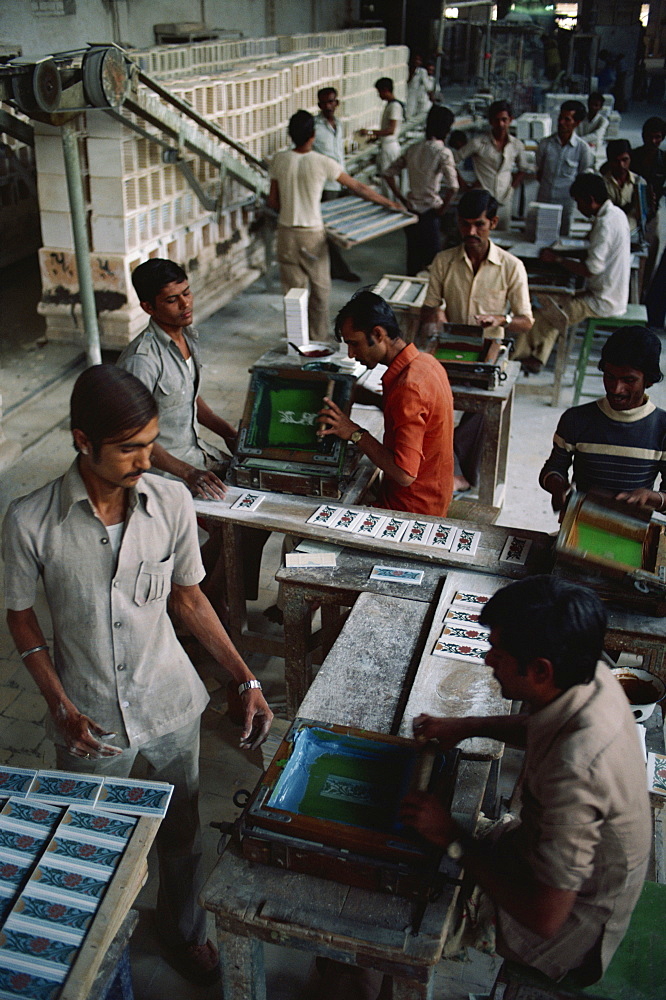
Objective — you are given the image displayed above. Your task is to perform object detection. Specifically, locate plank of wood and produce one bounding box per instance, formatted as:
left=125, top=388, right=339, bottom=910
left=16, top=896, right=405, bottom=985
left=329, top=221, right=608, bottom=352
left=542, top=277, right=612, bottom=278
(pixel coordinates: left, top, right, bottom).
left=60, top=816, right=162, bottom=1000
left=398, top=570, right=510, bottom=759
left=298, top=593, right=431, bottom=733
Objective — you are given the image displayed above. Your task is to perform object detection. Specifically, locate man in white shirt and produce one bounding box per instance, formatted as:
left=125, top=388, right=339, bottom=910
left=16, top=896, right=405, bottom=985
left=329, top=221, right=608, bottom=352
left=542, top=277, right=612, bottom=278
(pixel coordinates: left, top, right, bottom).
left=454, top=100, right=529, bottom=230
left=384, top=105, right=459, bottom=273
left=512, top=173, right=630, bottom=372
left=361, top=78, right=404, bottom=197
left=577, top=91, right=609, bottom=160
left=268, top=110, right=399, bottom=341
left=537, top=100, right=595, bottom=235
left=313, top=87, right=360, bottom=282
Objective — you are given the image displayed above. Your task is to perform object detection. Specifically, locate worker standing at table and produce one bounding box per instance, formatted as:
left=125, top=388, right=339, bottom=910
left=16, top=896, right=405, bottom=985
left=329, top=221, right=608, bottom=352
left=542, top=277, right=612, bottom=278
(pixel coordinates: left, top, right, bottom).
left=2, top=365, right=273, bottom=987
left=453, top=100, right=529, bottom=231
left=418, top=189, right=533, bottom=491
left=268, top=110, right=400, bottom=342
left=383, top=104, right=459, bottom=274
left=360, top=78, right=404, bottom=197
left=539, top=326, right=666, bottom=515
left=403, top=576, right=650, bottom=990
left=512, top=173, right=630, bottom=374
left=576, top=91, right=609, bottom=157
left=313, top=87, right=360, bottom=283
left=319, top=289, right=454, bottom=516
left=536, top=99, right=594, bottom=236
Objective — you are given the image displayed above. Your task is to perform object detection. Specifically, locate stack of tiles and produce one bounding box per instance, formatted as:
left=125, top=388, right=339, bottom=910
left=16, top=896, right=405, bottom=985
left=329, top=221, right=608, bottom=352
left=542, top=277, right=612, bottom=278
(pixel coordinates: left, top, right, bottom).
left=284, top=288, right=309, bottom=352
left=524, top=201, right=562, bottom=243
left=433, top=589, right=492, bottom=662
left=514, top=113, right=552, bottom=141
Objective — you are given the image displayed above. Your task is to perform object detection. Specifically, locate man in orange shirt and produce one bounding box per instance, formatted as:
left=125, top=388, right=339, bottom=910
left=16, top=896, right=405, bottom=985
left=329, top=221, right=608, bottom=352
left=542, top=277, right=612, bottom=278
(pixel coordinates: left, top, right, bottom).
left=319, top=290, right=454, bottom=516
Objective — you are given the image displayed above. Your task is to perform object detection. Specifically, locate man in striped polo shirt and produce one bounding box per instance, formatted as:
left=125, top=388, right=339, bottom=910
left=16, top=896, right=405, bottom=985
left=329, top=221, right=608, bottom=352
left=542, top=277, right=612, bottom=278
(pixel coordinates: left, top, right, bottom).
left=540, top=327, right=666, bottom=514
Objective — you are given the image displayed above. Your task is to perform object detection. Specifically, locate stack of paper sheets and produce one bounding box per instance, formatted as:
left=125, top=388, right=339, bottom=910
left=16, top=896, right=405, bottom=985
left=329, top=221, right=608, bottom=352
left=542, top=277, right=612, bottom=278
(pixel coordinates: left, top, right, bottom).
left=525, top=202, right=562, bottom=243
left=284, top=287, right=309, bottom=352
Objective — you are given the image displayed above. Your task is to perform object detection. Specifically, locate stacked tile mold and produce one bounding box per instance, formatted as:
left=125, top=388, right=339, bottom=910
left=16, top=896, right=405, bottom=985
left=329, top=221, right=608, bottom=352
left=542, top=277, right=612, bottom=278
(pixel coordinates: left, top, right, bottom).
left=35, top=29, right=407, bottom=348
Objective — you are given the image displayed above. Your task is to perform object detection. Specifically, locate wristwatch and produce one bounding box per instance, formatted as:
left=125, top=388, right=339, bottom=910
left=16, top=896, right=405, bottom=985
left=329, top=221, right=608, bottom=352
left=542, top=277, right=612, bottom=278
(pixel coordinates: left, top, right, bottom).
left=350, top=427, right=365, bottom=445
left=238, top=679, right=262, bottom=696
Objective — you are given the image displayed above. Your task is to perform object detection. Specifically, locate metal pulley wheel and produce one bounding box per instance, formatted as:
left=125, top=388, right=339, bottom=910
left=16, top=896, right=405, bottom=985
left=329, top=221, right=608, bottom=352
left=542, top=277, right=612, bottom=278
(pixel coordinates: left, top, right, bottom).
left=11, top=59, right=62, bottom=114
left=82, top=46, right=130, bottom=108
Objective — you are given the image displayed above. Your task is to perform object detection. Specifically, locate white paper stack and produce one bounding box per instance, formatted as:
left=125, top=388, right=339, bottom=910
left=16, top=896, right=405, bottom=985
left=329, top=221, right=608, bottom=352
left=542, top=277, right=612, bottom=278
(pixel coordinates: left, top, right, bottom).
left=515, top=113, right=552, bottom=141
left=284, top=287, right=309, bottom=354
left=524, top=202, right=562, bottom=243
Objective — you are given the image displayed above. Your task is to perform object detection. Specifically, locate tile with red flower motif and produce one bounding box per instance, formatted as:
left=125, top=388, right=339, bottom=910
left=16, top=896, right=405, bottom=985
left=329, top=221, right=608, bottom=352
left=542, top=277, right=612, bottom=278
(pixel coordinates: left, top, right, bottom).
left=0, top=954, right=63, bottom=999
left=28, top=857, right=110, bottom=907
left=97, top=777, right=173, bottom=817
left=0, top=819, right=49, bottom=862
left=6, top=889, right=94, bottom=942
left=1, top=799, right=62, bottom=833
left=44, top=830, right=125, bottom=876
left=61, top=805, right=136, bottom=843
left=30, top=771, right=102, bottom=808
left=0, top=768, right=36, bottom=799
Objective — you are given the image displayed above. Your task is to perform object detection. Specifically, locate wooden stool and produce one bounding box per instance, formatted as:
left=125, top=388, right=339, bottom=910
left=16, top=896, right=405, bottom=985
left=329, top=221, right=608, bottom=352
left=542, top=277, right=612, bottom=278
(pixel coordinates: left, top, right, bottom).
left=572, top=305, right=648, bottom=406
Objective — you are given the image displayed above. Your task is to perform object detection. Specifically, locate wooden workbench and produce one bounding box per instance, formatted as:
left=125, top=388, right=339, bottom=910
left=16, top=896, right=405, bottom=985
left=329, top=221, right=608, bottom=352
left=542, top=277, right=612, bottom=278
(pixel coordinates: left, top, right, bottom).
left=201, top=593, right=494, bottom=1000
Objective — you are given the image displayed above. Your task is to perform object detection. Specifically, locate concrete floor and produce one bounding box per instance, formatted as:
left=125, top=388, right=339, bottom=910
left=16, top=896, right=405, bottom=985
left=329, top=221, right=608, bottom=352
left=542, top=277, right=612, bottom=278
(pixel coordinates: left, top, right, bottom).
left=1, top=96, right=666, bottom=999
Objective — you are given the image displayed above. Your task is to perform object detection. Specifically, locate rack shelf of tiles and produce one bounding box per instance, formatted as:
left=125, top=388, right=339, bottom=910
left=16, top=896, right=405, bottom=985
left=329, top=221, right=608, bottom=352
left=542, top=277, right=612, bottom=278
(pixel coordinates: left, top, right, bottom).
left=0, top=767, right=172, bottom=999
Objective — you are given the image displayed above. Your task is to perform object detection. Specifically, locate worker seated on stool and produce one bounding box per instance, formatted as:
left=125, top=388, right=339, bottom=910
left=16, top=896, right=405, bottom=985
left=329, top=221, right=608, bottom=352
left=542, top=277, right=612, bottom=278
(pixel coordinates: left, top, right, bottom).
left=540, top=325, right=666, bottom=516
left=402, top=576, right=651, bottom=990
left=512, top=172, right=630, bottom=374
left=418, top=189, right=533, bottom=492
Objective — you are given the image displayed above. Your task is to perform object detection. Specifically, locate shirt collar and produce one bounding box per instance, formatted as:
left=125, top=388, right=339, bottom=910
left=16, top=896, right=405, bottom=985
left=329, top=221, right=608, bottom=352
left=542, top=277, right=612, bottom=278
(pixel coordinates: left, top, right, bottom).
left=456, top=239, right=501, bottom=268
left=596, top=394, right=655, bottom=422
left=148, top=317, right=198, bottom=351
left=554, top=132, right=578, bottom=148
left=381, top=343, right=419, bottom=392
left=526, top=660, right=605, bottom=747
left=58, top=458, right=153, bottom=524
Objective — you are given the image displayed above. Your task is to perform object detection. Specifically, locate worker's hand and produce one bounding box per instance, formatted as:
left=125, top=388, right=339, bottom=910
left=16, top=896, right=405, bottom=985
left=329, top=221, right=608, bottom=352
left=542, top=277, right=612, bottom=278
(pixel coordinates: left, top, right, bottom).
left=401, top=791, right=459, bottom=848
left=549, top=481, right=571, bottom=514
left=224, top=433, right=238, bottom=455
left=184, top=467, right=227, bottom=500
left=391, top=200, right=410, bottom=213
left=412, top=713, right=476, bottom=749
left=317, top=397, right=359, bottom=440
left=475, top=314, right=504, bottom=328
left=239, top=689, right=274, bottom=750
left=615, top=488, right=663, bottom=510
left=539, top=248, right=558, bottom=264
left=54, top=706, right=122, bottom=760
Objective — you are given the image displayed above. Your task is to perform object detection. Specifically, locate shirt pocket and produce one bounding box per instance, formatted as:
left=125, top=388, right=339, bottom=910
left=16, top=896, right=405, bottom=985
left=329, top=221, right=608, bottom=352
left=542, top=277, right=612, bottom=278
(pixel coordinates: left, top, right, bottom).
left=477, top=290, right=507, bottom=314
left=133, top=554, right=175, bottom=606
left=156, top=372, right=187, bottom=411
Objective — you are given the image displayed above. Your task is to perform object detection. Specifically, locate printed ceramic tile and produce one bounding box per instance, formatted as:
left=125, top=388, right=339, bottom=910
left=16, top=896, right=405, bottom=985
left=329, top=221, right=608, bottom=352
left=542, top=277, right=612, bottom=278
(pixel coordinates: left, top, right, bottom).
left=429, top=523, right=456, bottom=549
left=306, top=504, right=341, bottom=526
left=330, top=507, right=363, bottom=532
left=647, top=752, right=666, bottom=797
left=432, top=638, right=489, bottom=663
left=369, top=565, right=424, bottom=586
left=499, top=535, right=533, bottom=566
left=440, top=624, right=490, bottom=644
left=7, top=891, right=93, bottom=940
left=444, top=607, right=484, bottom=625
left=230, top=491, right=264, bottom=512
left=0, top=769, right=36, bottom=799
left=1, top=800, right=62, bottom=831
left=30, top=772, right=102, bottom=808
left=0, top=855, right=32, bottom=892
left=44, top=832, right=124, bottom=874
left=61, top=806, right=136, bottom=842
left=0, top=822, right=49, bottom=860
left=451, top=590, right=493, bottom=607
left=402, top=520, right=435, bottom=546
left=0, top=956, right=63, bottom=999
left=0, top=926, right=79, bottom=969
left=28, top=858, right=110, bottom=906
left=96, top=777, right=173, bottom=817
left=375, top=516, right=408, bottom=543
left=350, top=511, right=387, bottom=538
left=452, top=528, right=480, bottom=556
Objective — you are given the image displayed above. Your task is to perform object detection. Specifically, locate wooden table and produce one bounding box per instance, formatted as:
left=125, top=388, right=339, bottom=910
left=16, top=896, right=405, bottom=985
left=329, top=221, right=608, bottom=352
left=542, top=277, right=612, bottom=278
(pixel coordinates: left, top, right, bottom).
left=201, top=592, right=496, bottom=1000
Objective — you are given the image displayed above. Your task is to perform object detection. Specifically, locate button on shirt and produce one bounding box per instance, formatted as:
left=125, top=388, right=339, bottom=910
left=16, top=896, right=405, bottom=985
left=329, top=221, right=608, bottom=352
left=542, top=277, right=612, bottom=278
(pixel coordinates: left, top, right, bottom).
left=496, top=663, right=650, bottom=981
left=384, top=138, right=458, bottom=214
left=376, top=344, right=454, bottom=516
left=424, top=241, right=533, bottom=339
left=2, top=461, right=209, bottom=748
left=581, top=200, right=630, bottom=316
left=117, top=319, right=219, bottom=471
left=313, top=114, right=345, bottom=192
left=455, top=133, right=529, bottom=207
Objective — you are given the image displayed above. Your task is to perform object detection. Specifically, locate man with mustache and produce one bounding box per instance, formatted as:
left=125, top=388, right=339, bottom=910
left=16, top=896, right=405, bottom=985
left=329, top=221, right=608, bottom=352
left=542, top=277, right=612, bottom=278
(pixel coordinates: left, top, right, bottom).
left=418, top=189, right=533, bottom=492
left=2, top=365, right=273, bottom=986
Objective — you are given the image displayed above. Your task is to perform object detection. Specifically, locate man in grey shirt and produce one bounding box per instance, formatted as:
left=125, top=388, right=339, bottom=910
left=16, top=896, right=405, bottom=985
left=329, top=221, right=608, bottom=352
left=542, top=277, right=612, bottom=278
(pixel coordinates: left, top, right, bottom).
left=313, top=87, right=360, bottom=282
left=2, top=365, right=273, bottom=986
left=536, top=100, right=594, bottom=236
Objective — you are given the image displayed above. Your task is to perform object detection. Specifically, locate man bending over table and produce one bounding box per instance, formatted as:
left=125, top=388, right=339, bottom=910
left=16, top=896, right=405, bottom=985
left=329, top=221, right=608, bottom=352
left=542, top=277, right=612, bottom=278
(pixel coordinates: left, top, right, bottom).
left=402, top=575, right=650, bottom=989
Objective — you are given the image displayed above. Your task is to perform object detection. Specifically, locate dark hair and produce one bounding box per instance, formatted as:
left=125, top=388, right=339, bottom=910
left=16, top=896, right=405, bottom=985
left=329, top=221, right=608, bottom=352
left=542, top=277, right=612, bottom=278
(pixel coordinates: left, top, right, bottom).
left=570, top=172, right=608, bottom=204
left=375, top=77, right=393, bottom=93
left=71, top=365, right=158, bottom=459
left=449, top=129, right=467, bottom=149
left=479, top=576, right=606, bottom=690
left=560, top=99, right=587, bottom=123
left=588, top=91, right=604, bottom=105
left=488, top=99, right=513, bottom=120
left=457, top=188, right=499, bottom=220
left=606, top=138, right=631, bottom=160
left=642, top=117, right=666, bottom=141
left=598, top=326, right=663, bottom=384
left=317, top=86, right=337, bottom=103
left=288, top=110, right=315, bottom=146
left=334, top=289, right=402, bottom=345
left=426, top=105, right=454, bottom=141
left=132, top=259, right=187, bottom=307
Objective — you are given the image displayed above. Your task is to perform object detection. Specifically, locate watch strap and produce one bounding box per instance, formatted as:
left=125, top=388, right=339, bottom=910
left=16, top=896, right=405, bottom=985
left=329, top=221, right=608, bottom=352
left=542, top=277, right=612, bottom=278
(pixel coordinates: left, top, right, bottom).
left=238, top=679, right=262, bottom=696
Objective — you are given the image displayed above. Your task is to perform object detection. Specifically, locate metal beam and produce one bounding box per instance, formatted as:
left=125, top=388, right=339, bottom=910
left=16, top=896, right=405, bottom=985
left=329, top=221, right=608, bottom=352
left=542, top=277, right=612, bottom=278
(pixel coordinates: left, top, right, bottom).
left=0, top=109, right=34, bottom=146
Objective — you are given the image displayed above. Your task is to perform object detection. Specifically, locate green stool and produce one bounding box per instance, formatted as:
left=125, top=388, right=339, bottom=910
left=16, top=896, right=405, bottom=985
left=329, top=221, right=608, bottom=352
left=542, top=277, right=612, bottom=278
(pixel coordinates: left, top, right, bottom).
left=572, top=305, right=648, bottom=406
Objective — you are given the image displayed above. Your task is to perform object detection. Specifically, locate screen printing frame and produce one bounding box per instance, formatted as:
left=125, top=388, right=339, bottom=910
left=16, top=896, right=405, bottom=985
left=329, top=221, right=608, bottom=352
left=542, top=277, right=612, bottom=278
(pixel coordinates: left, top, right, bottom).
left=233, top=367, right=354, bottom=468
left=426, top=324, right=509, bottom=390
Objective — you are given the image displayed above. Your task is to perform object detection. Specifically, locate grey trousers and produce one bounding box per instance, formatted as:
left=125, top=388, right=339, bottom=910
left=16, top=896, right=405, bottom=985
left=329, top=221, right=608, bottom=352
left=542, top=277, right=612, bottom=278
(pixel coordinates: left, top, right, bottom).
left=55, top=716, right=206, bottom=947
